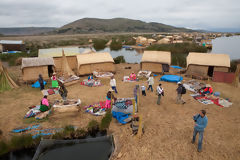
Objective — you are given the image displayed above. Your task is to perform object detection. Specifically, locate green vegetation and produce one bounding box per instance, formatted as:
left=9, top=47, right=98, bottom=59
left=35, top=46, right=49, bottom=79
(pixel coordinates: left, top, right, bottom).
left=0, top=141, right=8, bottom=156
left=146, top=43, right=207, bottom=67
left=114, top=56, right=126, bottom=64
left=10, top=135, right=33, bottom=150
left=110, top=39, right=122, bottom=51
left=146, top=43, right=207, bottom=54
left=57, top=18, right=193, bottom=34
left=93, top=39, right=108, bottom=51
left=100, top=110, right=112, bottom=131
left=230, top=59, right=240, bottom=72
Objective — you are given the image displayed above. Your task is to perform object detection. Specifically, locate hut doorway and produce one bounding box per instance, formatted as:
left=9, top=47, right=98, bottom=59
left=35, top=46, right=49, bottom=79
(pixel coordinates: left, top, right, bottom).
left=48, top=65, right=54, bottom=77
left=208, top=66, right=214, bottom=77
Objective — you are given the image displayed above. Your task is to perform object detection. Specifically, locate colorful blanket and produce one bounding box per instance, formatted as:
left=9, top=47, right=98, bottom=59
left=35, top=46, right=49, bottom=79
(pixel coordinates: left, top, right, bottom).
left=191, top=93, right=232, bottom=107
left=81, top=79, right=102, bottom=87
left=41, top=88, right=59, bottom=96
left=84, top=101, right=107, bottom=116
left=123, top=76, right=138, bottom=82
left=112, top=98, right=137, bottom=114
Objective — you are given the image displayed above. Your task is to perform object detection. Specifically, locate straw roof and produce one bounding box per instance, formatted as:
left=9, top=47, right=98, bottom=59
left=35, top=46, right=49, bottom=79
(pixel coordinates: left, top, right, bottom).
left=141, top=51, right=171, bottom=65
left=76, top=52, right=114, bottom=68
left=38, top=47, right=80, bottom=58
left=21, top=57, right=55, bottom=69
left=187, top=52, right=230, bottom=67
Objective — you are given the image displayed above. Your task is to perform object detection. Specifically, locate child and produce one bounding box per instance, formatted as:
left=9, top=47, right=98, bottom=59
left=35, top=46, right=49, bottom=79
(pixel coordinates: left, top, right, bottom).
left=141, top=84, right=146, bottom=96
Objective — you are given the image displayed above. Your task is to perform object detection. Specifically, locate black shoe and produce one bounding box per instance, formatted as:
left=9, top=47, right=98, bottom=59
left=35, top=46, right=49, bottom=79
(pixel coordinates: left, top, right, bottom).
left=183, top=102, right=186, bottom=104
left=197, top=149, right=202, bottom=152
left=191, top=140, right=195, bottom=144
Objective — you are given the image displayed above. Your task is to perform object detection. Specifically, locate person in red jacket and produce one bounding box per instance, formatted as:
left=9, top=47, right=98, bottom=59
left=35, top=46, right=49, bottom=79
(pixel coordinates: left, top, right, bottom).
left=202, top=84, right=213, bottom=95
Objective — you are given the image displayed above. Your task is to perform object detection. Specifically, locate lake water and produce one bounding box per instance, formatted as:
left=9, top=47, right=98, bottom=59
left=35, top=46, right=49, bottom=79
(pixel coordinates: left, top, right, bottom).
left=38, top=141, right=112, bottom=160
left=83, top=36, right=240, bottom=64
left=211, top=36, right=240, bottom=60
left=96, top=47, right=144, bottom=63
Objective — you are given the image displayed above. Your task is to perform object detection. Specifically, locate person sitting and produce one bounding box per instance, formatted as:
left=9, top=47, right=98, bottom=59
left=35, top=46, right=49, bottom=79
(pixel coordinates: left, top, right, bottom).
left=40, top=95, right=50, bottom=112
left=88, top=74, right=93, bottom=80
left=201, top=84, right=213, bottom=95
left=130, top=72, right=136, bottom=81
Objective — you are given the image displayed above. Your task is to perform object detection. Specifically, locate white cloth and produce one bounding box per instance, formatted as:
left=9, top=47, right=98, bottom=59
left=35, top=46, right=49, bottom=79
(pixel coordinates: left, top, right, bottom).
left=147, top=77, right=154, bottom=85
left=141, top=86, right=146, bottom=91
left=157, top=86, right=163, bottom=95
left=110, top=79, right=116, bottom=87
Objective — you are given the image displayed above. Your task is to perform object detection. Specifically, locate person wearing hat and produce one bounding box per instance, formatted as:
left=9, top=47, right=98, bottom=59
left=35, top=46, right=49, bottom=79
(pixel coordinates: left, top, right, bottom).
left=176, top=82, right=185, bottom=104
left=51, top=72, right=59, bottom=88
left=192, top=110, right=208, bottom=152
left=105, top=89, right=116, bottom=109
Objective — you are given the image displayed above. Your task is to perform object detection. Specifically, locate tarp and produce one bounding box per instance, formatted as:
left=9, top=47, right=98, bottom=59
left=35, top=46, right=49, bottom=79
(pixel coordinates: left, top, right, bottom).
left=160, top=75, right=183, bottom=83
left=32, top=80, right=47, bottom=88
left=170, top=65, right=182, bottom=69
left=112, top=111, right=131, bottom=124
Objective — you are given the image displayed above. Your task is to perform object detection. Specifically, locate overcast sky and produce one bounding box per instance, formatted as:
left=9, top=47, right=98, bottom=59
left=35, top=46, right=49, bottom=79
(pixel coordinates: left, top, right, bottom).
left=0, top=0, right=239, bottom=30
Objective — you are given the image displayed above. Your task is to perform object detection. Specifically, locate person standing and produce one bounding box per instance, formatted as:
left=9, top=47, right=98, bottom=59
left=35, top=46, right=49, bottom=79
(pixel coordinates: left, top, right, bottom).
left=192, top=110, right=208, bottom=152
left=141, top=84, right=146, bottom=96
left=59, top=82, right=68, bottom=101
left=147, top=74, right=154, bottom=92
left=156, top=83, right=164, bottom=105
left=51, top=72, right=59, bottom=88
left=176, top=82, right=186, bottom=104
left=110, top=76, right=118, bottom=93
left=38, top=74, right=44, bottom=91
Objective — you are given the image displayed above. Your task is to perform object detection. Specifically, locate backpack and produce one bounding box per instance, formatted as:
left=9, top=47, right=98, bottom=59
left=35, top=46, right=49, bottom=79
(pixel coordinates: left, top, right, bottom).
left=181, top=86, right=186, bottom=94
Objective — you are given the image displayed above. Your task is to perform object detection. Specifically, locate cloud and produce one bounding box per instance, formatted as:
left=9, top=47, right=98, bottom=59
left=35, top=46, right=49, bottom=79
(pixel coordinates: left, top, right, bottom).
left=0, top=0, right=239, bottom=30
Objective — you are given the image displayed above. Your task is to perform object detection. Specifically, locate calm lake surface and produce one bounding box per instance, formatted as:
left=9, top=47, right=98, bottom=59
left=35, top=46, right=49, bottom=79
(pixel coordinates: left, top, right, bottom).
left=82, top=36, right=240, bottom=63
left=97, top=47, right=143, bottom=63
left=211, top=36, right=240, bottom=60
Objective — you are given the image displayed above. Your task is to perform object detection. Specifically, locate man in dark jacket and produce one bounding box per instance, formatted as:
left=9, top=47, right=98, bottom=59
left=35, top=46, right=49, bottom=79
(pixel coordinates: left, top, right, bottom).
left=192, top=110, right=208, bottom=152
left=38, top=74, right=44, bottom=90
left=59, top=82, right=68, bottom=101
left=176, top=82, right=185, bottom=104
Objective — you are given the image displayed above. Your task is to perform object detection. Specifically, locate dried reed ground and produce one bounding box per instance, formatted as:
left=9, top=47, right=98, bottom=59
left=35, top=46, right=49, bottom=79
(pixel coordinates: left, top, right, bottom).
left=0, top=64, right=239, bottom=160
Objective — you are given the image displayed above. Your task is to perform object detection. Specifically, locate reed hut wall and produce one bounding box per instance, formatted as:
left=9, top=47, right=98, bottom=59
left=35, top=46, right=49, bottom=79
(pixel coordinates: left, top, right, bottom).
left=23, top=66, right=49, bottom=81
left=141, top=62, right=164, bottom=73
left=54, top=56, right=78, bottom=73
left=78, top=62, right=115, bottom=75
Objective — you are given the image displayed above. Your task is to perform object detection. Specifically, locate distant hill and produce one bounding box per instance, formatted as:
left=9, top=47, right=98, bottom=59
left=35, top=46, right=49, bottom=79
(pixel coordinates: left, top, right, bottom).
left=0, top=27, right=56, bottom=35
left=54, top=18, right=193, bottom=34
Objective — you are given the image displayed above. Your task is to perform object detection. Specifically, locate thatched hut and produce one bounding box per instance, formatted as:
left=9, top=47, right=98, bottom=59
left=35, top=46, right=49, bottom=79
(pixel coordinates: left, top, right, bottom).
left=140, top=51, right=171, bottom=73
left=186, top=52, right=230, bottom=77
left=21, top=57, right=55, bottom=81
left=76, top=52, right=115, bottom=75
left=38, top=47, right=80, bottom=73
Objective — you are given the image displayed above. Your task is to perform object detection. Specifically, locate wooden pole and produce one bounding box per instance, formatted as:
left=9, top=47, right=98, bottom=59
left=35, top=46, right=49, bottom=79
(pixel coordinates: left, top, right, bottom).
left=233, top=64, right=240, bottom=87
left=137, top=114, right=143, bottom=139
